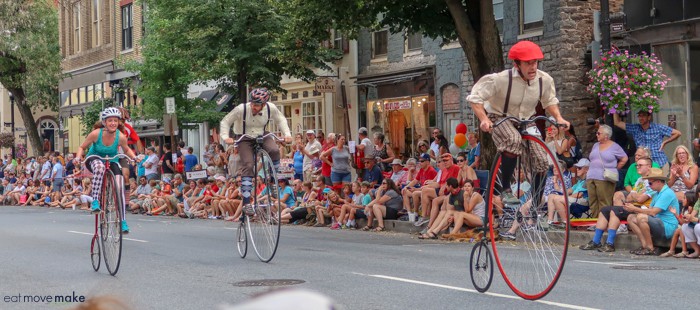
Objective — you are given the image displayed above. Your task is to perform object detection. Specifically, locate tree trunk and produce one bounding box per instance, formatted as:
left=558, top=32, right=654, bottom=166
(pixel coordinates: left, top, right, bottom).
left=446, top=0, right=505, bottom=170
left=237, top=66, right=247, bottom=105
left=9, top=89, right=43, bottom=157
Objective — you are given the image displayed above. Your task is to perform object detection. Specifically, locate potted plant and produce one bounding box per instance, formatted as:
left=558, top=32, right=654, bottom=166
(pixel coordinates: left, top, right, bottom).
left=587, top=49, right=670, bottom=115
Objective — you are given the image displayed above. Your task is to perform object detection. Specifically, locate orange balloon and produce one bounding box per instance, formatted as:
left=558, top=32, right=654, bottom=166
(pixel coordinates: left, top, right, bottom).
left=454, top=133, right=467, bottom=148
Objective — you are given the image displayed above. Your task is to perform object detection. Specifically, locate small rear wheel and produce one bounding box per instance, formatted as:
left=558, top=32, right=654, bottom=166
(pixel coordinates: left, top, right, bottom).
left=469, top=242, right=493, bottom=293
left=236, top=222, right=248, bottom=258
left=90, top=234, right=101, bottom=271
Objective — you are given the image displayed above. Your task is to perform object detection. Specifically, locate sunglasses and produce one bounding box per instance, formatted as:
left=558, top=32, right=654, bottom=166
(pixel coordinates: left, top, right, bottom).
left=441, top=159, right=452, bottom=162
left=457, top=159, right=465, bottom=163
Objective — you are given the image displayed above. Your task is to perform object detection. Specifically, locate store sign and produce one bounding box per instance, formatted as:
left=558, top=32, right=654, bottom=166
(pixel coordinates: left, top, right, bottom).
left=315, top=78, right=336, bottom=93
left=384, top=100, right=411, bottom=111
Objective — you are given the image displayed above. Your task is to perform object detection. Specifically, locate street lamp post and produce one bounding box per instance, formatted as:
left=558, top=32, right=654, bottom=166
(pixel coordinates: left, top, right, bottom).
left=8, top=92, right=15, bottom=158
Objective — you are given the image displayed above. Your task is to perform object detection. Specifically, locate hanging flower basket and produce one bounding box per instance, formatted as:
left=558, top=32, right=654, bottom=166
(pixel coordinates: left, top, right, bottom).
left=0, top=132, right=14, bottom=149
left=587, top=50, right=670, bottom=115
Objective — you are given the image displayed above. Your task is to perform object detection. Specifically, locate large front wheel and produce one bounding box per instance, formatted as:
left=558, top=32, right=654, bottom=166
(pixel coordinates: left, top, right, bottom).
left=100, top=171, right=123, bottom=276
left=247, top=150, right=282, bottom=263
left=487, top=135, right=569, bottom=300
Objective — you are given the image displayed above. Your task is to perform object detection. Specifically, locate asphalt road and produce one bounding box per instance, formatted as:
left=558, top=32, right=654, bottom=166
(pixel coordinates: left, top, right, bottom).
left=0, top=205, right=697, bottom=310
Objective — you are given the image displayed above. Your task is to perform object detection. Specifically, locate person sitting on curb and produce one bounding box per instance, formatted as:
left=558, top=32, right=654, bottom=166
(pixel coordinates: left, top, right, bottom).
left=402, top=153, right=437, bottom=222
left=547, top=158, right=589, bottom=226
left=417, top=153, right=460, bottom=228
left=625, top=167, right=680, bottom=256
left=579, top=156, right=655, bottom=252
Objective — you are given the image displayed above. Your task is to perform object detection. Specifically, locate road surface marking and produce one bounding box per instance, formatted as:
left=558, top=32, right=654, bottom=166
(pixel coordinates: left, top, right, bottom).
left=574, top=260, right=645, bottom=267
left=352, top=272, right=599, bottom=310
left=137, top=219, right=157, bottom=222
left=67, top=230, right=149, bottom=243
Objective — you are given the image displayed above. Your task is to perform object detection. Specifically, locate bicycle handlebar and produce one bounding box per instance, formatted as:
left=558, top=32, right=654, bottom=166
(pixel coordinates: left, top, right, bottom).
left=233, top=133, right=285, bottom=145
left=493, top=115, right=564, bottom=129
left=82, top=154, right=134, bottom=164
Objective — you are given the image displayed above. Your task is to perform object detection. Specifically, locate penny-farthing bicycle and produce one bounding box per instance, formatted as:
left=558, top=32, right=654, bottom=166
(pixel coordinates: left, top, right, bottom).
left=469, top=115, right=570, bottom=300
left=85, top=154, right=130, bottom=276
left=233, top=133, right=283, bottom=263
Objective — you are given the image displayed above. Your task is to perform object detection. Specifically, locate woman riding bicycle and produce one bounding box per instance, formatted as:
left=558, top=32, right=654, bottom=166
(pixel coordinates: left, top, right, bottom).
left=75, top=107, right=140, bottom=233
left=219, top=88, right=292, bottom=209
left=467, top=40, right=570, bottom=205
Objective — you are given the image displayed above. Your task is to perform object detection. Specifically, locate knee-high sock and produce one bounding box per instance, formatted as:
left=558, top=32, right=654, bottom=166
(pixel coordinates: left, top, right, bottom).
left=90, top=160, right=106, bottom=201
left=241, top=176, right=253, bottom=205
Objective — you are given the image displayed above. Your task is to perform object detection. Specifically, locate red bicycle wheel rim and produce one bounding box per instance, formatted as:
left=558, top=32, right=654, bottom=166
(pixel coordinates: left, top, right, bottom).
left=488, top=135, right=569, bottom=300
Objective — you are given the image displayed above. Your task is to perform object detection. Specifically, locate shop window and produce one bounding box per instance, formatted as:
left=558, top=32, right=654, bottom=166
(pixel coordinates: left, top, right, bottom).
left=270, top=105, right=293, bottom=134
left=95, top=83, right=103, bottom=100
left=373, top=30, right=388, bottom=57
left=302, top=101, right=321, bottom=133
left=520, top=0, right=543, bottom=34
left=60, top=91, right=70, bottom=107
left=406, top=32, right=422, bottom=51
left=493, top=0, right=504, bottom=34
left=87, top=85, right=94, bottom=102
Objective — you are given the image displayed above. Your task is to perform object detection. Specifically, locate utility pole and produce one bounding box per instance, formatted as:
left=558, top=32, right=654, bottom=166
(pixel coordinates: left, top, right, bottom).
left=600, top=0, right=611, bottom=52
left=8, top=92, right=16, bottom=157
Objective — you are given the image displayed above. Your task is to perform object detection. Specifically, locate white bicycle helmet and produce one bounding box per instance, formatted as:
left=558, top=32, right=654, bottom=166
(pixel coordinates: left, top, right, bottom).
left=101, top=107, right=122, bottom=121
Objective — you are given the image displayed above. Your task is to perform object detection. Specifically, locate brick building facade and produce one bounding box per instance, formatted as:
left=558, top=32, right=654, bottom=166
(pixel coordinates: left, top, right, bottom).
left=354, top=0, right=624, bottom=159
left=58, top=0, right=144, bottom=153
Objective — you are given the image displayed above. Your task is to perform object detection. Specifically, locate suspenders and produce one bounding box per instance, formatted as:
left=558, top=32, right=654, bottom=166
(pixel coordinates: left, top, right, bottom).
left=241, top=103, right=271, bottom=135
left=503, top=69, right=543, bottom=116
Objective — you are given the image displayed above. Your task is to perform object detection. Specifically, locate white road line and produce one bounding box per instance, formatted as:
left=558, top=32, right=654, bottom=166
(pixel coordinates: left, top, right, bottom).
left=574, top=260, right=640, bottom=267
left=223, top=227, right=236, bottom=230
left=352, top=272, right=599, bottom=310
left=67, top=231, right=149, bottom=243
left=137, top=219, right=157, bottom=222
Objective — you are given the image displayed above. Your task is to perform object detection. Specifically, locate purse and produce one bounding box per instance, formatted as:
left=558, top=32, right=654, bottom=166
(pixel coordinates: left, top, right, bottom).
left=597, top=145, right=619, bottom=182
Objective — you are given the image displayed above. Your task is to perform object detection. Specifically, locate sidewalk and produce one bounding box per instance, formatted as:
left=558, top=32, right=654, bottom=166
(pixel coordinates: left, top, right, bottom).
left=374, top=219, right=675, bottom=252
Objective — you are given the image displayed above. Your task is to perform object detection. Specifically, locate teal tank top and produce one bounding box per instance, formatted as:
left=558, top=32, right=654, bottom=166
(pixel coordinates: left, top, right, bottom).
left=86, top=129, right=120, bottom=162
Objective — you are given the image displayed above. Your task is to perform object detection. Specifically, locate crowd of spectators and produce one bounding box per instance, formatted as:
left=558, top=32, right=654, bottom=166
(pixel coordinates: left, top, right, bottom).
left=6, top=107, right=700, bottom=258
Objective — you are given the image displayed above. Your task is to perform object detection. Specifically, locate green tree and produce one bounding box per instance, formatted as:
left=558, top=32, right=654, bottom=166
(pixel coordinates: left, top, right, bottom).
left=129, top=0, right=341, bottom=126
left=0, top=0, right=62, bottom=157
left=284, top=0, right=504, bottom=168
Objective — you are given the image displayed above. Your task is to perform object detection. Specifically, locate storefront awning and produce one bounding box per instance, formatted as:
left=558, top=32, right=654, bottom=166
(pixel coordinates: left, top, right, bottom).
left=353, top=66, right=433, bottom=87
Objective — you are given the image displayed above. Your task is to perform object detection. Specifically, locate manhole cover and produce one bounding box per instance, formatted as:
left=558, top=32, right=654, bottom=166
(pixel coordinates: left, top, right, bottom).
left=232, top=279, right=305, bottom=287
left=612, top=266, right=676, bottom=271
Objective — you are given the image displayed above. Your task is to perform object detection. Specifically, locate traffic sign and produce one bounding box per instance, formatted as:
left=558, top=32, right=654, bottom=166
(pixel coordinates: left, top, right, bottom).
left=165, top=97, right=176, bottom=114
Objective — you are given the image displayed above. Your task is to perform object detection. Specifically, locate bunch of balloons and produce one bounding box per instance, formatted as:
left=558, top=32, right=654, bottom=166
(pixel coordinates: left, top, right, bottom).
left=453, top=123, right=469, bottom=150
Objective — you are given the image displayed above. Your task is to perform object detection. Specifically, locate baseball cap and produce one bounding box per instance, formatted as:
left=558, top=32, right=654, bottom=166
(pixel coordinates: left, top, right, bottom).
left=322, top=188, right=332, bottom=194
left=391, top=159, right=403, bottom=166
left=419, top=153, right=430, bottom=161
left=215, top=175, right=226, bottom=182
left=306, top=130, right=316, bottom=135
left=573, top=158, right=590, bottom=168
left=358, top=127, right=368, bottom=135
left=162, top=177, right=171, bottom=184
